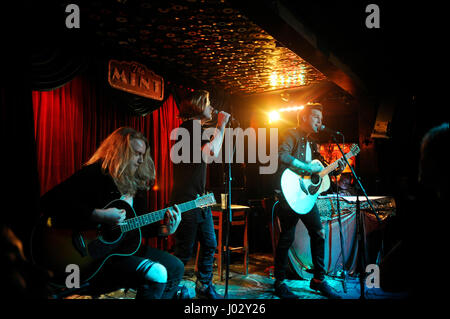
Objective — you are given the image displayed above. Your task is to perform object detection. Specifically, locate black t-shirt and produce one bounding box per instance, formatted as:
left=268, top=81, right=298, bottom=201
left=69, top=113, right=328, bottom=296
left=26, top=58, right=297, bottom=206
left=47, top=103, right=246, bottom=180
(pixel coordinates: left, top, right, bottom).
left=170, top=120, right=210, bottom=204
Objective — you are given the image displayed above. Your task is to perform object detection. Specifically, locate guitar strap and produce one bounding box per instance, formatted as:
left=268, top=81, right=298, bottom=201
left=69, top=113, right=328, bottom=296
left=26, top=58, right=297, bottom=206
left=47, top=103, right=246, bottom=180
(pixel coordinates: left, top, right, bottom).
left=120, top=194, right=134, bottom=207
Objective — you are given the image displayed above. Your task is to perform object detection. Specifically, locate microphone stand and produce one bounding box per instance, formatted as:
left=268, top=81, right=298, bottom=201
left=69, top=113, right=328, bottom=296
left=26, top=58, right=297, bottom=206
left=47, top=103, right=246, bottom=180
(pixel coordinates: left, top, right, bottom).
left=224, top=117, right=239, bottom=299
left=331, top=135, right=382, bottom=299
left=332, top=133, right=347, bottom=294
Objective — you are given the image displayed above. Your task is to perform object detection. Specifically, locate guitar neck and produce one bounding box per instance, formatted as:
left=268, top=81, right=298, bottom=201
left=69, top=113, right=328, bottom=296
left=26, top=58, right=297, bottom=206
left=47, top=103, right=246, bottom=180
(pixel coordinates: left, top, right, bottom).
left=120, top=199, right=199, bottom=233
left=319, top=152, right=353, bottom=177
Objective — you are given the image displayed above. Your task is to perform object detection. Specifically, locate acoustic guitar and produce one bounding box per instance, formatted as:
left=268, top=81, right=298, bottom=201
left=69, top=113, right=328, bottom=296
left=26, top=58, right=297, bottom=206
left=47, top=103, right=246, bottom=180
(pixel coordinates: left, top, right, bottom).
left=280, top=144, right=360, bottom=215
left=31, top=193, right=216, bottom=286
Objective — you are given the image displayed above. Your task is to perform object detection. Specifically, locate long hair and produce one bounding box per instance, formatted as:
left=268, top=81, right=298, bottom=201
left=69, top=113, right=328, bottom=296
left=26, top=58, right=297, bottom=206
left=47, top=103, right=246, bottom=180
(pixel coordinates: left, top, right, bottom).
left=85, top=127, right=155, bottom=196
left=178, top=89, right=210, bottom=120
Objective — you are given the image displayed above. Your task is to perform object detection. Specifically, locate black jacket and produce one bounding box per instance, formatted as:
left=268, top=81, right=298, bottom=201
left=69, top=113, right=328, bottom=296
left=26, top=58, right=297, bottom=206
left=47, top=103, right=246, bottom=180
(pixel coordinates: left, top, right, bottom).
left=278, top=127, right=325, bottom=173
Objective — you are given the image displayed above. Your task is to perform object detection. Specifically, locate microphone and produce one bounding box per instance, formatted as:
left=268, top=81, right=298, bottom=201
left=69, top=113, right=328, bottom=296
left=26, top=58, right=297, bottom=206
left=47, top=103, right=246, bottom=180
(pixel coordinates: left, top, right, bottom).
left=212, top=109, right=240, bottom=125
left=320, top=125, right=342, bottom=135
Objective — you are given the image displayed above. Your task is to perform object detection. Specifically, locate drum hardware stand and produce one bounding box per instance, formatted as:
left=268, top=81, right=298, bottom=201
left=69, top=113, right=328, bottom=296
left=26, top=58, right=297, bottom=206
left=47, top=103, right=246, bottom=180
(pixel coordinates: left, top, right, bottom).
left=332, top=135, right=382, bottom=299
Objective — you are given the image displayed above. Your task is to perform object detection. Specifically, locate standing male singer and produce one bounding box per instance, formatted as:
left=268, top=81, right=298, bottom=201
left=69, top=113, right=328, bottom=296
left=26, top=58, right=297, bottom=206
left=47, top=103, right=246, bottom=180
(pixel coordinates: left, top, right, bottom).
left=274, top=103, right=345, bottom=299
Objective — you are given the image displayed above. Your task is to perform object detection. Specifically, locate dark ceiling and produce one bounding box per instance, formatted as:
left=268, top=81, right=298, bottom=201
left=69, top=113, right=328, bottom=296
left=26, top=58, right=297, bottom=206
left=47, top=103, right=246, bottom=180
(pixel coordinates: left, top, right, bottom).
left=29, top=0, right=429, bottom=107
left=31, top=0, right=352, bottom=98
left=79, top=0, right=330, bottom=96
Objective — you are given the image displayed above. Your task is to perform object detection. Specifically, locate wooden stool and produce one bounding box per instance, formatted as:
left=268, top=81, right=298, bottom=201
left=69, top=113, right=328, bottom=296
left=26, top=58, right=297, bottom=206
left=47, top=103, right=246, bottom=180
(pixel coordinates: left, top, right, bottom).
left=195, top=205, right=250, bottom=281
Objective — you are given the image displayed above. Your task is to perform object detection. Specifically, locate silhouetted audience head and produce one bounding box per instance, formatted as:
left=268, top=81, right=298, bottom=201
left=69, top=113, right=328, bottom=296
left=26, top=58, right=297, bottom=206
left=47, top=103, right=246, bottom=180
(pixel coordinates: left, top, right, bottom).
left=418, top=122, right=449, bottom=199
left=1, top=225, right=48, bottom=299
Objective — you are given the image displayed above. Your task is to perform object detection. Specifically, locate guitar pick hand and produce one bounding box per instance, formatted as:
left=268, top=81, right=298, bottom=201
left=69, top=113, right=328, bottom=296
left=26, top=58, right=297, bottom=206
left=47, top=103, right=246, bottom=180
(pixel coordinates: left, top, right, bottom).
left=91, top=208, right=126, bottom=225
left=307, top=162, right=324, bottom=174
left=291, top=159, right=323, bottom=175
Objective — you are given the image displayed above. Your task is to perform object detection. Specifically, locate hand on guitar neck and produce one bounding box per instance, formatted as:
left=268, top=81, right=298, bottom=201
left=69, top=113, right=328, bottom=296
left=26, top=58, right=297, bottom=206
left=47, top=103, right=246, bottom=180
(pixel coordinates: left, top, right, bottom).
left=334, top=158, right=347, bottom=175
left=160, top=204, right=181, bottom=236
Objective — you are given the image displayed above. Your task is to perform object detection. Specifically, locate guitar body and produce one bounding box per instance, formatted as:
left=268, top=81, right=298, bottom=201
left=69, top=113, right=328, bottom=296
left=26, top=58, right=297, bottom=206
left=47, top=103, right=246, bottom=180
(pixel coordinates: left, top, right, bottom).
left=280, top=159, right=330, bottom=215
left=280, top=144, right=359, bottom=215
left=31, top=199, right=141, bottom=286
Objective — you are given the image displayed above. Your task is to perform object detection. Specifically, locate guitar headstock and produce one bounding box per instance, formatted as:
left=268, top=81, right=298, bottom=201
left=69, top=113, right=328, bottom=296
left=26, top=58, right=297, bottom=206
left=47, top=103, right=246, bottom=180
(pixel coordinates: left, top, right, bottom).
left=195, top=193, right=217, bottom=208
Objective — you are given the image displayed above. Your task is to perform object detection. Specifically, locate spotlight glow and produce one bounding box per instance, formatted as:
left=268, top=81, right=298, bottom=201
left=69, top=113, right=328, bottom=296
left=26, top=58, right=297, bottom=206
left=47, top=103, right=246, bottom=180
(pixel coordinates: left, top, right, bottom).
left=279, top=105, right=304, bottom=112
left=268, top=110, right=281, bottom=123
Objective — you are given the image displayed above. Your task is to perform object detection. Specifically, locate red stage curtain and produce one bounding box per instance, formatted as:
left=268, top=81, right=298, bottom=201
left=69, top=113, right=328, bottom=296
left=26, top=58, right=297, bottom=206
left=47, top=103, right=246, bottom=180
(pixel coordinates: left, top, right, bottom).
left=149, top=94, right=182, bottom=208
left=32, top=75, right=181, bottom=249
left=148, top=94, right=182, bottom=249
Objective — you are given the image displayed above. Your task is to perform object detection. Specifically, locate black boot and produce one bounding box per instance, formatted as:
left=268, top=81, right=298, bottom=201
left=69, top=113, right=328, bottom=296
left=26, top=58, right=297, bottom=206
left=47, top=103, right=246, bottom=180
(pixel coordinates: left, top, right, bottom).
left=310, top=279, right=342, bottom=299
left=161, top=279, right=182, bottom=299
left=274, top=280, right=299, bottom=299
left=195, top=280, right=223, bottom=299
left=136, top=282, right=166, bottom=299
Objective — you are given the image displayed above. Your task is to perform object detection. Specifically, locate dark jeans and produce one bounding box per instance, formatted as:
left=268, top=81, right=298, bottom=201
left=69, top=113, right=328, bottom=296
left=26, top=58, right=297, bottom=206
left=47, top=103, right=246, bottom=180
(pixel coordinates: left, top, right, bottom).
left=174, top=207, right=217, bottom=284
left=274, top=203, right=326, bottom=282
left=94, top=245, right=184, bottom=299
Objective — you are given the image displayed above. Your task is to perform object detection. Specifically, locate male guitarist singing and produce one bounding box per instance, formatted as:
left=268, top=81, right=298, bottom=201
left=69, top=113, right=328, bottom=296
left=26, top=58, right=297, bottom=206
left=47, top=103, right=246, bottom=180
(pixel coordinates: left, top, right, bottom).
left=39, top=127, right=184, bottom=299
left=274, top=103, right=346, bottom=299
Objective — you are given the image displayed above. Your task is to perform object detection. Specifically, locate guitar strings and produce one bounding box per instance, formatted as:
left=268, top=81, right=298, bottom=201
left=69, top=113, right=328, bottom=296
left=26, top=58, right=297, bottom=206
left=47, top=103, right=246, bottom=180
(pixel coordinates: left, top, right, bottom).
left=107, top=196, right=214, bottom=231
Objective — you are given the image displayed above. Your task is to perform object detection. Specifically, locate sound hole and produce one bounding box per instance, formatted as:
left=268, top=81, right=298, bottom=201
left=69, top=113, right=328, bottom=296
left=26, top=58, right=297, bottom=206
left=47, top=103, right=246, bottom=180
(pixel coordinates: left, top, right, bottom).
left=308, top=174, right=322, bottom=195
left=311, top=174, right=321, bottom=185
left=97, top=224, right=122, bottom=244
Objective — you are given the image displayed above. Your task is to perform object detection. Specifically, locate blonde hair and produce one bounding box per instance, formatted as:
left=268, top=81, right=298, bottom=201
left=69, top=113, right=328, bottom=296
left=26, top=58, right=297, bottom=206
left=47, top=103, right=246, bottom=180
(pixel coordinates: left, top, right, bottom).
left=85, top=127, right=155, bottom=196
left=178, top=90, right=210, bottom=120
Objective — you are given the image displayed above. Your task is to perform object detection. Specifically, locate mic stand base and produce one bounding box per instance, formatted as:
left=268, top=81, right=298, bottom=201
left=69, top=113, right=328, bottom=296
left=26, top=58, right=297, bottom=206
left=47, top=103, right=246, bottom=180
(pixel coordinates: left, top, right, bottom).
left=356, top=193, right=367, bottom=300
left=341, top=270, right=348, bottom=294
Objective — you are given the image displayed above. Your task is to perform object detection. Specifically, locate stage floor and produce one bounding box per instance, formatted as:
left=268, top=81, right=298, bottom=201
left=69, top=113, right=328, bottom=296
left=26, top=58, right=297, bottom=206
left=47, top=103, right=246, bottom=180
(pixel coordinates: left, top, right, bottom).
left=65, top=253, right=408, bottom=300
